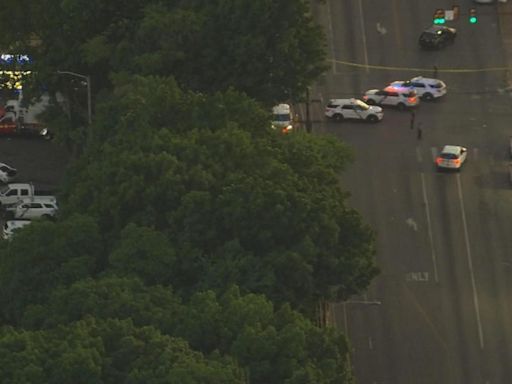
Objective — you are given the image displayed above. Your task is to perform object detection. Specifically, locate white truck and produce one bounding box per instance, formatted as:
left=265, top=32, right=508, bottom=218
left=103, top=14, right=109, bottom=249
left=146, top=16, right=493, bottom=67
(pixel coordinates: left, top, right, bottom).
left=0, top=183, right=56, bottom=207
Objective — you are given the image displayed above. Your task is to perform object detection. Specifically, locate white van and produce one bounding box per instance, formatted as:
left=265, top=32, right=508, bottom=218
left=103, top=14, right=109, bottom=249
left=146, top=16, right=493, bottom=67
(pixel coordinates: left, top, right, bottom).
left=271, top=104, right=294, bottom=133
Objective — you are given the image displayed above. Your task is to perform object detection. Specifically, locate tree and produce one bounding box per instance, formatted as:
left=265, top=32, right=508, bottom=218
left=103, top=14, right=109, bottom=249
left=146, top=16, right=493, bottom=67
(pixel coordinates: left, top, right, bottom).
left=0, top=215, right=103, bottom=324
left=0, top=317, right=244, bottom=384
left=0, top=0, right=327, bottom=106
left=58, top=75, right=377, bottom=310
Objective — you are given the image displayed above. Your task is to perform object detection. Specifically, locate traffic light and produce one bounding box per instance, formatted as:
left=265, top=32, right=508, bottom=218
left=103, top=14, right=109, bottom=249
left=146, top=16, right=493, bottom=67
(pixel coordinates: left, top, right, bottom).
left=433, top=9, right=446, bottom=24
left=469, top=8, right=478, bottom=24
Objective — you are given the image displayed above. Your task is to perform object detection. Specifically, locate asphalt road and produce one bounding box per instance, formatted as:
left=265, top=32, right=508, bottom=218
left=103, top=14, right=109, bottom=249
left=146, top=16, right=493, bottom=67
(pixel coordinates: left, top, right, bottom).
left=0, top=138, right=70, bottom=189
left=307, top=1, right=512, bottom=383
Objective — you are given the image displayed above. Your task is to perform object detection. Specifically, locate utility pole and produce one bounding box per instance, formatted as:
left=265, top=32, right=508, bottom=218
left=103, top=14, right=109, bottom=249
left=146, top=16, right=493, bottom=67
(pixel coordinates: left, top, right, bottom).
left=305, top=87, right=312, bottom=133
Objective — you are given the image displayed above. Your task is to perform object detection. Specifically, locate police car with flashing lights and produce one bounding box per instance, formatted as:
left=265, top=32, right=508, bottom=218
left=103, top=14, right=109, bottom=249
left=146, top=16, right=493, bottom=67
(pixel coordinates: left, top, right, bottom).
left=362, top=86, right=419, bottom=111
left=389, top=77, right=447, bottom=101
left=324, top=98, right=383, bottom=123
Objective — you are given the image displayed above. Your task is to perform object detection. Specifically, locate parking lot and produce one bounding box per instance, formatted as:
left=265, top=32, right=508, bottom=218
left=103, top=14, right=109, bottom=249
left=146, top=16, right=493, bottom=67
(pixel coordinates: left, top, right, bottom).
left=0, top=138, right=70, bottom=190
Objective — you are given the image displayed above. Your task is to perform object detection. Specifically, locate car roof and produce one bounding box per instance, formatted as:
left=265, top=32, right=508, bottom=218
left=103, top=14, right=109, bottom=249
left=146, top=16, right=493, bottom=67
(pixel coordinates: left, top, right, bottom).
left=272, top=104, right=291, bottom=114
left=425, top=25, right=447, bottom=33
left=410, top=76, right=441, bottom=84
left=328, top=98, right=359, bottom=105
left=383, top=86, right=413, bottom=93
left=441, top=145, right=463, bottom=154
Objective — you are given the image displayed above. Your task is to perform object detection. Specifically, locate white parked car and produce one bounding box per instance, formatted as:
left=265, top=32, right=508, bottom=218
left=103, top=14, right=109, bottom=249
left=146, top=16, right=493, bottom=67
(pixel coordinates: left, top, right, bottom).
left=0, top=162, right=17, bottom=183
left=324, top=98, right=383, bottom=123
left=7, top=199, right=58, bottom=220
left=2, top=219, right=31, bottom=240
left=362, top=86, right=419, bottom=111
left=389, top=77, right=447, bottom=101
left=436, top=145, right=468, bottom=171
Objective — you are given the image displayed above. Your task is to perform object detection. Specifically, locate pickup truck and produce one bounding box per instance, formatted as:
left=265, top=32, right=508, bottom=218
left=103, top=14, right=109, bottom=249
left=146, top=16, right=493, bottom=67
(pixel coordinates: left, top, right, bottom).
left=0, top=183, right=56, bottom=207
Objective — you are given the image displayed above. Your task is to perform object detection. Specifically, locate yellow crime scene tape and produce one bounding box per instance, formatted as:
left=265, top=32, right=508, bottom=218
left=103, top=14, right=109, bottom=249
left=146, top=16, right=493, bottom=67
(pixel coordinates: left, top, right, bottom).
left=330, top=59, right=512, bottom=73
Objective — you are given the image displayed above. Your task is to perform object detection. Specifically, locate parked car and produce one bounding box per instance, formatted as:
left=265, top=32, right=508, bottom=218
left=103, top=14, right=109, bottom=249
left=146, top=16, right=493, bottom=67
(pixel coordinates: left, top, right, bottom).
left=2, top=219, right=31, bottom=240
left=419, top=25, right=456, bottom=50
left=324, top=98, right=383, bottom=123
left=389, top=77, right=447, bottom=101
left=0, top=162, right=17, bottom=183
left=5, top=199, right=58, bottom=220
left=435, top=145, right=468, bottom=171
left=362, top=86, right=419, bottom=110
left=0, top=182, right=56, bottom=207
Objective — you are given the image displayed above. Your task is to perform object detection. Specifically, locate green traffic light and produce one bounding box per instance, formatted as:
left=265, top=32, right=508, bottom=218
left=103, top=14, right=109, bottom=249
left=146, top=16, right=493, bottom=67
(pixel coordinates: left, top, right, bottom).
left=469, top=16, right=477, bottom=24
left=434, top=18, right=446, bottom=24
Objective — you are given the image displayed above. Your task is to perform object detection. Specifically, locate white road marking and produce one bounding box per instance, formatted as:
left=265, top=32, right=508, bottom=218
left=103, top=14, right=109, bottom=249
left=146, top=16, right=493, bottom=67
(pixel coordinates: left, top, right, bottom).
left=405, top=217, right=418, bottom=231
left=421, top=173, right=439, bottom=282
left=368, top=336, right=373, bottom=350
left=416, top=147, right=423, bottom=163
left=357, top=0, right=369, bottom=72
left=456, top=174, right=485, bottom=349
left=406, top=272, right=429, bottom=282
left=376, top=22, right=387, bottom=35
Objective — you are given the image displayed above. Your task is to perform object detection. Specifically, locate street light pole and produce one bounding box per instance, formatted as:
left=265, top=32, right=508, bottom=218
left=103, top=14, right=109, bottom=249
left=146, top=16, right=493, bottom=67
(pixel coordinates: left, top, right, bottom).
left=57, top=70, right=91, bottom=125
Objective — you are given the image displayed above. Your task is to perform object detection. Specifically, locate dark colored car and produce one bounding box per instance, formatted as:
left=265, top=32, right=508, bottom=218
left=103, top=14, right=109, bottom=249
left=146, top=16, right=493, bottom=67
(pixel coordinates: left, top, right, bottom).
left=419, top=25, right=457, bottom=49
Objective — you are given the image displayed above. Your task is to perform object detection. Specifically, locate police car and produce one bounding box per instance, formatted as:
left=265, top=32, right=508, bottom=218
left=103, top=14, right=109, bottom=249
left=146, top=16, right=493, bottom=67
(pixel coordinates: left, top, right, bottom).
left=363, top=86, right=419, bottom=110
left=324, top=98, right=383, bottom=123
left=389, top=77, right=447, bottom=101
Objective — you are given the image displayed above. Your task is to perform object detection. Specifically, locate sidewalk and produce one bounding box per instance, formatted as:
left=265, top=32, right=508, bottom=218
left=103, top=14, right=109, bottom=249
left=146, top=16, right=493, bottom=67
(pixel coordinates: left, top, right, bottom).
left=498, top=0, right=512, bottom=87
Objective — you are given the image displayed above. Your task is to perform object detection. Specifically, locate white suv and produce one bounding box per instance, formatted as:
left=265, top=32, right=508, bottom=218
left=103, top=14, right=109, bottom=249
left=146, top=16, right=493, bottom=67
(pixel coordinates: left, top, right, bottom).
left=324, top=98, right=383, bottom=123
left=363, top=86, right=419, bottom=111
left=7, top=199, right=58, bottom=220
left=435, top=145, right=467, bottom=171
left=389, top=77, right=447, bottom=101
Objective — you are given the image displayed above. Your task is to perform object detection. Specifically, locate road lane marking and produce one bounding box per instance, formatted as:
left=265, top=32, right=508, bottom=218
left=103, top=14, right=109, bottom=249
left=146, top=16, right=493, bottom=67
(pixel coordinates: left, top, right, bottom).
left=368, top=337, right=373, bottom=350
left=406, top=272, right=429, bottom=282
left=416, top=147, right=422, bottom=163
left=456, top=174, right=485, bottom=349
left=356, top=0, right=369, bottom=72
left=421, top=173, right=439, bottom=283
left=405, top=217, right=418, bottom=231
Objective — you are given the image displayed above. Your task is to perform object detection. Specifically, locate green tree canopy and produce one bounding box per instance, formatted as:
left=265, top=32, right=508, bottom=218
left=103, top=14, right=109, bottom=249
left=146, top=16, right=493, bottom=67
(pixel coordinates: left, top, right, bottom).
left=0, top=215, right=103, bottom=324
left=0, top=0, right=326, bottom=105
left=58, top=75, right=377, bottom=310
left=0, top=317, right=244, bottom=384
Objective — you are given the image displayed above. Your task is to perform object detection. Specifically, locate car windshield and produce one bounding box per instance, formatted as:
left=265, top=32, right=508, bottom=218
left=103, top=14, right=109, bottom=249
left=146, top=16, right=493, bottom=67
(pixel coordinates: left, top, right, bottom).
left=440, top=153, right=458, bottom=160
left=273, top=114, right=290, bottom=122
left=0, top=185, right=9, bottom=194
left=355, top=100, right=370, bottom=110
left=431, top=82, right=444, bottom=88
left=421, top=32, right=436, bottom=41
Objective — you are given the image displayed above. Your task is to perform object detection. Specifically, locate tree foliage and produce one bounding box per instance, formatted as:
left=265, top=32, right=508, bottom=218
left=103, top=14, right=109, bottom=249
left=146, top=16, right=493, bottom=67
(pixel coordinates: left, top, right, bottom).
left=0, top=317, right=244, bottom=384
left=0, top=0, right=326, bottom=106
left=0, top=215, right=103, bottom=324
left=57, top=75, right=377, bottom=310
